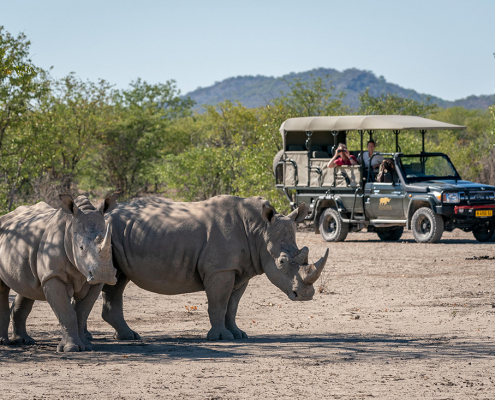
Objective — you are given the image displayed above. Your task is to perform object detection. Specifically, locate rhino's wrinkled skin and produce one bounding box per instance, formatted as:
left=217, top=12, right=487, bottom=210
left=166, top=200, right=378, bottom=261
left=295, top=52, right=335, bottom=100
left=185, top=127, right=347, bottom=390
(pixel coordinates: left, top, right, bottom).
left=0, top=193, right=119, bottom=352
left=101, top=195, right=328, bottom=341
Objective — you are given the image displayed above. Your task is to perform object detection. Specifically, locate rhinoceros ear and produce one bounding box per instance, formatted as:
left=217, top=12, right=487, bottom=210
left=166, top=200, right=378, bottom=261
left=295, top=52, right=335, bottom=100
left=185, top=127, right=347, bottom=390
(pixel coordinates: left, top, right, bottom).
left=261, top=201, right=277, bottom=224
left=59, top=194, right=80, bottom=216
left=98, top=191, right=121, bottom=215
left=288, top=202, right=309, bottom=223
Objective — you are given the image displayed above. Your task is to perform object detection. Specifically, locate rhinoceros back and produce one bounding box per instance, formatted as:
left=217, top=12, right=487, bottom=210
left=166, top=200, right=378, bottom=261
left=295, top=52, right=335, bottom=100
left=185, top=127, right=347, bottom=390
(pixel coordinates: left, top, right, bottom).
left=107, top=196, right=263, bottom=295
left=0, top=202, right=61, bottom=300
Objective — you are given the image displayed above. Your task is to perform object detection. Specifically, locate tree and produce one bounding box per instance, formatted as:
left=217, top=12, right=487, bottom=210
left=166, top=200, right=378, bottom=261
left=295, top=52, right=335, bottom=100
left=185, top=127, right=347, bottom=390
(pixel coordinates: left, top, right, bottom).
left=0, top=27, right=45, bottom=151
left=94, top=79, right=194, bottom=199
left=275, top=74, right=347, bottom=117
left=35, top=74, right=114, bottom=194
left=0, top=114, right=52, bottom=212
left=163, top=146, right=232, bottom=201
left=162, top=101, right=258, bottom=201
left=0, top=27, right=49, bottom=212
left=162, top=76, right=349, bottom=212
left=472, top=53, right=495, bottom=184
left=349, top=89, right=439, bottom=154
left=358, top=88, right=437, bottom=116
left=0, top=27, right=34, bottom=78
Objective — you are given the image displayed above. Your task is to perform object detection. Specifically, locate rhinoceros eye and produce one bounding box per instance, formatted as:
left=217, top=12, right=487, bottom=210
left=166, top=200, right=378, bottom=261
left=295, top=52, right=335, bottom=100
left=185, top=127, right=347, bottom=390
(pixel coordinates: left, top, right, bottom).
left=80, top=246, right=84, bottom=250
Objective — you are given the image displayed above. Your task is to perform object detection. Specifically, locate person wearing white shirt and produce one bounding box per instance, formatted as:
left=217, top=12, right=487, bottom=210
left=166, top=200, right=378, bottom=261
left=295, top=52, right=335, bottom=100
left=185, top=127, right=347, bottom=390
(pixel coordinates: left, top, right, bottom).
left=360, top=139, right=383, bottom=168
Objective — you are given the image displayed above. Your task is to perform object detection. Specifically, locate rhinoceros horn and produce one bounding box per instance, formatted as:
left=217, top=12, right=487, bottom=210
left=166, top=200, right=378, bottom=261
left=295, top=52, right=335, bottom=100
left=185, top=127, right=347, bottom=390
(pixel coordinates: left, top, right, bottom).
left=98, top=223, right=112, bottom=260
left=303, top=248, right=329, bottom=285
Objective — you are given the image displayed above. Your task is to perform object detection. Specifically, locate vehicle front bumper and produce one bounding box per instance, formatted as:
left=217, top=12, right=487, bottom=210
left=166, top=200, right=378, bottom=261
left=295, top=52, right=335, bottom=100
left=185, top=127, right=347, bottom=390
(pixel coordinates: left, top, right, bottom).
left=440, top=204, right=495, bottom=221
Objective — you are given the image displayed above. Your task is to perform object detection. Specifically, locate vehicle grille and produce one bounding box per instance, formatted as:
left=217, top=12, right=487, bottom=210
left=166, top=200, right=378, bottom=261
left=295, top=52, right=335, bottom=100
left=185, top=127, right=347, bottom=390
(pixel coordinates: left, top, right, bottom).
left=467, top=191, right=495, bottom=202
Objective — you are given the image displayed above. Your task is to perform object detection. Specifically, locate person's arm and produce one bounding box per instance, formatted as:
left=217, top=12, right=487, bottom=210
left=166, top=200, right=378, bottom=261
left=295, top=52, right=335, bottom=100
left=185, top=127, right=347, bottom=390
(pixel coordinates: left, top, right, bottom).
left=344, top=150, right=359, bottom=165
left=327, top=152, right=340, bottom=168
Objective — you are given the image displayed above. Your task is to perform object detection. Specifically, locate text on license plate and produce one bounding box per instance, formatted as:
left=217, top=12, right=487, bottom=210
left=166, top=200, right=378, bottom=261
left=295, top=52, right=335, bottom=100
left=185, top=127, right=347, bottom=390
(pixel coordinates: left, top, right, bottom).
left=476, top=210, right=493, bottom=217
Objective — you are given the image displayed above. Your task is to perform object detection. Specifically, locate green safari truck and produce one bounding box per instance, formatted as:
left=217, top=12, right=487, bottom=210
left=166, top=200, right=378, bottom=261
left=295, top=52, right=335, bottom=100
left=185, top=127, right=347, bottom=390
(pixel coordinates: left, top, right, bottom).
left=273, top=115, right=495, bottom=243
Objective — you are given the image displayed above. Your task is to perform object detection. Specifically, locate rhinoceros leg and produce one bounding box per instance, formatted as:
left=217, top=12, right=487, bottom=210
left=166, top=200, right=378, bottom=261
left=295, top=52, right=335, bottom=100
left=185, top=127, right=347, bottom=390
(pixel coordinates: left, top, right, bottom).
left=10, top=295, right=36, bottom=345
left=0, top=280, right=10, bottom=345
left=83, top=325, right=93, bottom=341
left=101, top=273, right=141, bottom=340
left=204, top=271, right=236, bottom=341
left=73, top=283, right=104, bottom=351
left=225, top=282, right=249, bottom=339
left=43, top=278, right=88, bottom=352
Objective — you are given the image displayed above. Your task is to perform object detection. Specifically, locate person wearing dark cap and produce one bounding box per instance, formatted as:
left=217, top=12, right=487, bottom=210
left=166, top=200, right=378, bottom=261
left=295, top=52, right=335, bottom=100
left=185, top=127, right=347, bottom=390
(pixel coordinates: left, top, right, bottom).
left=359, top=139, right=383, bottom=168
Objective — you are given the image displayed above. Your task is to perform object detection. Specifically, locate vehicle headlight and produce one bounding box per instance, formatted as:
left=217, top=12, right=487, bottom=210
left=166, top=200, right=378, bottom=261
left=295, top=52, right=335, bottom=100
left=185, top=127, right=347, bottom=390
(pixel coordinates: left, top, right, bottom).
left=442, top=192, right=460, bottom=203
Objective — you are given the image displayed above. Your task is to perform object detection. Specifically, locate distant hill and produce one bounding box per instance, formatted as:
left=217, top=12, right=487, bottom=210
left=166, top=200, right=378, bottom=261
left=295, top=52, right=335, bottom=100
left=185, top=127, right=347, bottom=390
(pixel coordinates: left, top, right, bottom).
left=185, top=68, right=495, bottom=111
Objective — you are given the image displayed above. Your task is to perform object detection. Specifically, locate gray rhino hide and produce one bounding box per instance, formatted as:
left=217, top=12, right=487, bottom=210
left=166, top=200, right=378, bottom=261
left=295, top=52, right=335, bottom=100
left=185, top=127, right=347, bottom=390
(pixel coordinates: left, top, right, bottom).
left=0, top=195, right=117, bottom=351
left=102, top=195, right=327, bottom=341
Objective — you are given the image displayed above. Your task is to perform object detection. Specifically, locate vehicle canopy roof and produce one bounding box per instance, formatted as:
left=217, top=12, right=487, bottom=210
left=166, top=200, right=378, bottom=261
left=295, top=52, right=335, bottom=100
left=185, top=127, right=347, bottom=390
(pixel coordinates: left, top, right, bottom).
left=279, top=115, right=466, bottom=135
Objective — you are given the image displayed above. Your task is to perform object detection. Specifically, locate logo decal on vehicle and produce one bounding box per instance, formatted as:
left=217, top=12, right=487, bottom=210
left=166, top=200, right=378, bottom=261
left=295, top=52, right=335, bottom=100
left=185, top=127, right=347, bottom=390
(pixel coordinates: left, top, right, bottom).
left=379, top=197, right=392, bottom=210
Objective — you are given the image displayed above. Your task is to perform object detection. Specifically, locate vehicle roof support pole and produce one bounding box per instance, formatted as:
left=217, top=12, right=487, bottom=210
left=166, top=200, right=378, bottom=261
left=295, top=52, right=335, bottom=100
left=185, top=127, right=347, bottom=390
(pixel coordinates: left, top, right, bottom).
left=420, top=130, right=426, bottom=153
left=331, top=130, right=339, bottom=152
left=305, top=130, right=312, bottom=151
left=305, top=131, right=312, bottom=187
left=394, top=130, right=400, bottom=153
left=368, top=130, right=374, bottom=142
left=331, top=130, right=339, bottom=187
left=359, top=129, right=366, bottom=181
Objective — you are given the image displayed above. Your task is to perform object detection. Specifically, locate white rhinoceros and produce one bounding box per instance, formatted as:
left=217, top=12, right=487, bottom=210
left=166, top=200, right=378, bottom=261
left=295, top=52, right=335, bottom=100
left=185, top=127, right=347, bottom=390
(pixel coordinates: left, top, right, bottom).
left=0, top=193, right=119, bottom=352
left=99, top=195, right=328, bottom=341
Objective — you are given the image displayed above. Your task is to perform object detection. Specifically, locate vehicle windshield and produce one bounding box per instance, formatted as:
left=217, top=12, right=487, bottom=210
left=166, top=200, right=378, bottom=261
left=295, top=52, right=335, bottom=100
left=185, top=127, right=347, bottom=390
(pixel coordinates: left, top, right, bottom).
left=399, top=154, right=460, bottom=183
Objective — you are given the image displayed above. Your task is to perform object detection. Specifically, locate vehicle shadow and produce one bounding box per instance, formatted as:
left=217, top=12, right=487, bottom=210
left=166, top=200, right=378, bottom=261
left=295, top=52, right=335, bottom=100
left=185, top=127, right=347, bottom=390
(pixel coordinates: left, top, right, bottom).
left=2, top=332, right=494, bottom=365
left=343, top=238, right=482, bottom=244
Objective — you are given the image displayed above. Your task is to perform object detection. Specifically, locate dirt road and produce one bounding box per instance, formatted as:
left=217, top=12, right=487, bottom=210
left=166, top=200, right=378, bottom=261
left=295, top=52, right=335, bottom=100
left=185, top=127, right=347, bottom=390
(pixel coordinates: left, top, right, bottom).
left=1, top=229, right=495, bottom=399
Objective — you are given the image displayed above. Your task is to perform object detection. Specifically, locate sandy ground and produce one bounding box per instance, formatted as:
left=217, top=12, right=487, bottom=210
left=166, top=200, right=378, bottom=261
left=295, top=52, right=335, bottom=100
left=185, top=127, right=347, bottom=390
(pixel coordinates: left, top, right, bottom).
left=1, top=229, right=495, bottom=399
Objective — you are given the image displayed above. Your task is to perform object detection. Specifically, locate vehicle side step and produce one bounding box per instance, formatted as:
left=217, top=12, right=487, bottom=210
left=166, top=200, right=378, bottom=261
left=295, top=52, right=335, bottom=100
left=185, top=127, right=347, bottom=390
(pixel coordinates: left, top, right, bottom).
left=370, top=219, right=407, bottom=225
left=342, top=219, right=366, bottom=223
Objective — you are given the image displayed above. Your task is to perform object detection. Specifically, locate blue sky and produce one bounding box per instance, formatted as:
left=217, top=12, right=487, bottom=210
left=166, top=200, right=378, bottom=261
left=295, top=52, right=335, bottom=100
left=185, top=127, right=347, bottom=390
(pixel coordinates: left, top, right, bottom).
left=2, top=0, right=494, bottom=100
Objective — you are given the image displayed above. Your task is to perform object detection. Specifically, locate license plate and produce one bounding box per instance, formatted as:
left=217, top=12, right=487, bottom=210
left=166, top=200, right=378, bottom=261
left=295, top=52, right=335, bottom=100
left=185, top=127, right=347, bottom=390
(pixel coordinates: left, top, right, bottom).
left=476, top=210, right=493, bottom=217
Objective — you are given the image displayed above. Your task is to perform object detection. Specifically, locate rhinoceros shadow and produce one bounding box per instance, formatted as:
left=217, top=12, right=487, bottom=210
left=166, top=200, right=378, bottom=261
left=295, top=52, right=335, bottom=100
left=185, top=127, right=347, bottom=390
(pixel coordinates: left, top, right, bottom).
left=2, top=332, right=494, bottom=365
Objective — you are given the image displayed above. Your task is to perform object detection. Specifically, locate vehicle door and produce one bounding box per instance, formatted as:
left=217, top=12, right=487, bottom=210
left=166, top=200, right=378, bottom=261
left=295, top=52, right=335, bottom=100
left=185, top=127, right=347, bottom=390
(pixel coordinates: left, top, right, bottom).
left=365, top=181, right=407, bottom=219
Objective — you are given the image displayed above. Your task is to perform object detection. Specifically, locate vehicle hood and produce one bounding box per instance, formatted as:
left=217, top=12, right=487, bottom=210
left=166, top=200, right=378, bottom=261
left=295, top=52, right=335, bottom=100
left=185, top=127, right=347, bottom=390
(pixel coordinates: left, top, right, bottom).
left=417, top=180, right=495, bottom=191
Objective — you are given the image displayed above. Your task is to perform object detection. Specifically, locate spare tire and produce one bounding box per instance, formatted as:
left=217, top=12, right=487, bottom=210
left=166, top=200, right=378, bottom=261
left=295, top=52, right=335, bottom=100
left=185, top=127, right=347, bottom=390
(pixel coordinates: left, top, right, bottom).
left=272, top=149, right=284, bottom=175
left=273, top=149, right=285, bottom=184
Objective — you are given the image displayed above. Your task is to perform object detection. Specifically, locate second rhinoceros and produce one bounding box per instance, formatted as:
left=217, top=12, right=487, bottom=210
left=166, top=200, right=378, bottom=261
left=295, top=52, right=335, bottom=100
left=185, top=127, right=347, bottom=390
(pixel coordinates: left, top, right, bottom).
left=100, top=195, right=328, bottom=341
left=0, top=193, right=119, bottom=352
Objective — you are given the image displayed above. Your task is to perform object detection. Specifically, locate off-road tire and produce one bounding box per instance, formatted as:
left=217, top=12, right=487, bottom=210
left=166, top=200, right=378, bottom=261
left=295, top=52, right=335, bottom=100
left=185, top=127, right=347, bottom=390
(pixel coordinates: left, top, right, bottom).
left=411, top=207, right=444, bottom=243
left=377, top=227, right=404, bottom=241
left=319, top=208, right=349, bottom=242
left=472, top=220, right=495, bottom=242
left=272, top=150, right=285, bottom=176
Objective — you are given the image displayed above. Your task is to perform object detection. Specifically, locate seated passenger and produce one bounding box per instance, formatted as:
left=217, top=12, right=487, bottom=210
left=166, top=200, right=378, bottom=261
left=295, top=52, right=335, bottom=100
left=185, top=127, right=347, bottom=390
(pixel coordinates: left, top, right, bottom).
left=359, top=139, right=383, bottom=168
left=327, top=143, right=359, bottom=168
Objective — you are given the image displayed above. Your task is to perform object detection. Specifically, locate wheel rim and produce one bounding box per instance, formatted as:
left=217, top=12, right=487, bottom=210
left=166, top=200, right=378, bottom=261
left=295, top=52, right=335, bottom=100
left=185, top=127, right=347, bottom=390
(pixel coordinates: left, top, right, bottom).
left=324, top=215, right=337, bottom=235
left=416, top=215, right=431, bottom=236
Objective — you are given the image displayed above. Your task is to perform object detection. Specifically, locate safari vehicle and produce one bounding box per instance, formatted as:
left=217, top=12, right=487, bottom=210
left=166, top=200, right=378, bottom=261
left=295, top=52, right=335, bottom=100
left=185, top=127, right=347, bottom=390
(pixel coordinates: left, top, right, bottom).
left=273, top=115, right=495, bottom=243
